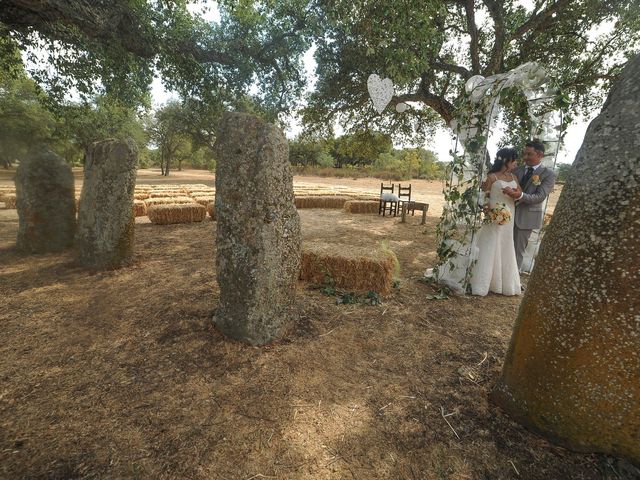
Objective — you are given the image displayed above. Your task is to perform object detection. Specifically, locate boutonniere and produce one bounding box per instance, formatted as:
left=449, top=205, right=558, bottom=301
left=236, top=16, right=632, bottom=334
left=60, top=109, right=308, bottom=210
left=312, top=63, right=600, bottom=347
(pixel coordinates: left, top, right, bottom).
left=532, top=175, right=541, bottom=186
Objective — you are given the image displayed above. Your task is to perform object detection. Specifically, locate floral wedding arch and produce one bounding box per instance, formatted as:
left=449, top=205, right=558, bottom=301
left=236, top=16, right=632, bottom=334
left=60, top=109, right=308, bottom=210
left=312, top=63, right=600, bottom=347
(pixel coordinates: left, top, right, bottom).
left=425, top=62, right=566, bottom=294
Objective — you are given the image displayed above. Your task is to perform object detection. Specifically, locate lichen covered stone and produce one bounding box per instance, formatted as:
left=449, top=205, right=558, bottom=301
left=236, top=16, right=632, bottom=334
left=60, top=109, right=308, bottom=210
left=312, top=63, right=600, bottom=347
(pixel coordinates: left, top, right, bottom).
left=75, top=139, right=138, bottom=269
left=15, top=149, right=76, bottom=253
left=491, top=55, right=640, bottom=464
left=214, top=112, right=301, bottom=345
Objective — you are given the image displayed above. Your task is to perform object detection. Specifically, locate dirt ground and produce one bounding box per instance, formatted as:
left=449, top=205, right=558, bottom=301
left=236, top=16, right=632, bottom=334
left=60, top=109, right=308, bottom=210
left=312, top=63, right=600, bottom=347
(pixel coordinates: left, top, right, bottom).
left=0, top=168, right=635, bottom=480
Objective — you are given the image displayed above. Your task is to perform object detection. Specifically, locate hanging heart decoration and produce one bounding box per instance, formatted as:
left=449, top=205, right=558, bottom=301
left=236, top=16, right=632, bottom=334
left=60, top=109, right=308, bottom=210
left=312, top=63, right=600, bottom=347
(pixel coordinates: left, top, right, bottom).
left=367, top=74, right=394, bottom=114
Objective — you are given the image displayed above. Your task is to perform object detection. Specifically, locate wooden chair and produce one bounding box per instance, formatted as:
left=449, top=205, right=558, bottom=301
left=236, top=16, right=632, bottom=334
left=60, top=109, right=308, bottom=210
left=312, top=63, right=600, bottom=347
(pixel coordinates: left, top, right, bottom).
left=379, top=183, right=397, bottom=216
left=397, top=183, right=411, bottom=215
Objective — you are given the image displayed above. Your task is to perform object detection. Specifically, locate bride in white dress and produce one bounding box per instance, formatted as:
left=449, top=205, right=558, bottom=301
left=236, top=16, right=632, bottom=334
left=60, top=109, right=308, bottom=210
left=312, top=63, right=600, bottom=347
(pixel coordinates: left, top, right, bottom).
left=470, top=148, right=522, bottom=296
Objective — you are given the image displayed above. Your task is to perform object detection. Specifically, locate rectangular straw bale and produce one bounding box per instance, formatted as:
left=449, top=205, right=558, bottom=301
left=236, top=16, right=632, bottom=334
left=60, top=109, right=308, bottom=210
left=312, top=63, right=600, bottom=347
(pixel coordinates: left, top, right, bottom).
left=300, top=242, right=397, bottom=294
left=133, top=199, right=147, bottom=217
left=189, top=190, right=215, bottom=197
left=207, top=202, right=216, bottom=220
left=343, top=200, right=379, bottom=214
left=148, top=191, right=184, bottom=198
left=193, top=196, right=216, bottom=206
left=144, top=196, right=195, bottom=207
left=3, top=193, right=17, bottom=209
left=183, top=184, right=209, bottom=192
left=134, top=192, right=150, bottom=200
left=147, top=203, right=207, bottom=224
left=295, top=195, right=350, bottom=209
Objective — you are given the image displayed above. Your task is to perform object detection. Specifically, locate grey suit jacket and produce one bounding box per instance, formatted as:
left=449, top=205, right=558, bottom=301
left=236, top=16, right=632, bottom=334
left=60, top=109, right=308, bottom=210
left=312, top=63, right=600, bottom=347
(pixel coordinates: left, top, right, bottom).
left=514, top=164, right=555, bottom=230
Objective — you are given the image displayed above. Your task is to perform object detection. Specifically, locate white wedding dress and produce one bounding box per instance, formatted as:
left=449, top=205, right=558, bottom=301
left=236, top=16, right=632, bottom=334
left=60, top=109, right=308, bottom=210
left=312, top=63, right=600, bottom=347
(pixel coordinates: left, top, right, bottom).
left=470, top=178, right=521, bottom=296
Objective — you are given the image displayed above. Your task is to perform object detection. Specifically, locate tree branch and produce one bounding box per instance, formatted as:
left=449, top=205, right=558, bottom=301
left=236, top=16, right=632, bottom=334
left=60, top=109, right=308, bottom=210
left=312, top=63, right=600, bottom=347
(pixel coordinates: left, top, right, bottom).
left=431, top=61, right=472, bottom=79
left=483, top=0, right=505, bottom=75
left=463, top=0, right=481, bottom=73
left=0, top=0, right=156, bottom=58
left=511, top=0, right=573, bottom=41
left=394, top=90, right=455, bottom=125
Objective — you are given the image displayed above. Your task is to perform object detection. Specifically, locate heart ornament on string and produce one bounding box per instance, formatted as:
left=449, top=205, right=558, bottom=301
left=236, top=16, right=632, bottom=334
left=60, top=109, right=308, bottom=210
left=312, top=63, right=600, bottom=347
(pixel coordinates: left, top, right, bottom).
left=367, top=74, right=394, bottom=114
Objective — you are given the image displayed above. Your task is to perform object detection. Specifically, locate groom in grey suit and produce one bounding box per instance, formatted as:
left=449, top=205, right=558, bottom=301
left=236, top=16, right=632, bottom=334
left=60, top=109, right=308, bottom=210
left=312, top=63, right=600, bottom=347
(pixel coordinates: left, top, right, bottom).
left=503, top=139, right=556, bottom=270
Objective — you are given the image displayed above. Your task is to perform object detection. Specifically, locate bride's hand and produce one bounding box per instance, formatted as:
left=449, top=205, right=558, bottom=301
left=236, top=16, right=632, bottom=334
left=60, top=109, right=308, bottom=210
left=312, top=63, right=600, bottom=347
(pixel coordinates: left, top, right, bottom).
left=504, top=186, right=521, bottom=198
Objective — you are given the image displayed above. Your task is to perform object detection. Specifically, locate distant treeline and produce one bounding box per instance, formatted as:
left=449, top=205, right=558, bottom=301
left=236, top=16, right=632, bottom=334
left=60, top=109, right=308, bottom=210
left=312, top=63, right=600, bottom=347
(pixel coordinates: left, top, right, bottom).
left=288, top=132, right=447, bottom=181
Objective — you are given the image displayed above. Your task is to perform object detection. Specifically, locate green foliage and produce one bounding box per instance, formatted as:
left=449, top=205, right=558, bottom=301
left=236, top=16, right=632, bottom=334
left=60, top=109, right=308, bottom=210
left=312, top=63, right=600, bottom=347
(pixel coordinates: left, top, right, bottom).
left=189, top=146, right=217, bottom=171
left=55, top=95, right=149, bottom=164
left=148, top=101, right=194, bottom=175
left=303, top=0, right=640, bottom=144
left=0, top=73, right=57, bottom=163
left=374, top=148, right=445, bottom=180
left=314, top=269, right=384, bottom=306
left=363, top=291, right=383, bottom=306
left=555, top=163, right=573, bottom=183
left=289, top=136, right=333, bottom=167
left=289, top=130, right=444, bottom=180
left=0, top=64, right=149, bottom=166
left=331, top=130, right=393, bottom=167
left=426, top=291, right=450, bottom=301
left=1, top=0, right=315, bottom=116
left=337, top=292, right=359, bottom=305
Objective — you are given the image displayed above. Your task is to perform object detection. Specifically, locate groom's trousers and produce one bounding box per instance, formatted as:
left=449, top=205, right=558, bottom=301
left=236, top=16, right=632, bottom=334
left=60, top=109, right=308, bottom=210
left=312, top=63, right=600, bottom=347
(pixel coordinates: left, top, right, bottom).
left=514, top=226, right=532, bottom=271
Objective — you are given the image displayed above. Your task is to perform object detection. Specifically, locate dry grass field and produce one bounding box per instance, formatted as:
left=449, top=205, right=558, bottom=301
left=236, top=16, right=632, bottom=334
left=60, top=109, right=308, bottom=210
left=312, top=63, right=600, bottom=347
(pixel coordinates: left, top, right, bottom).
left=1, top=168, right=636, bottom=479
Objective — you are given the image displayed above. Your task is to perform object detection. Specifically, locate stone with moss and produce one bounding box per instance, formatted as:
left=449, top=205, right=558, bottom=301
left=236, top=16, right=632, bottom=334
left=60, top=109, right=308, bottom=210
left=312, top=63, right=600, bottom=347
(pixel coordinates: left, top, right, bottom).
left=15, top=149, right=76, bottom=253
left=491, top=54, right=640, bottom=464
left=213, top=112, right=301, bottom=346
left=74, top=139, right=138, bottom=269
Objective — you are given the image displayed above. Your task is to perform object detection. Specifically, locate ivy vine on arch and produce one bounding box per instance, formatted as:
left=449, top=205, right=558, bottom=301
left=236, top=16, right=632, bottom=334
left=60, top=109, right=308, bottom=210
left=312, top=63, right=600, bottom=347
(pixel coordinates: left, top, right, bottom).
left=428, top=62, right=570, bottom=294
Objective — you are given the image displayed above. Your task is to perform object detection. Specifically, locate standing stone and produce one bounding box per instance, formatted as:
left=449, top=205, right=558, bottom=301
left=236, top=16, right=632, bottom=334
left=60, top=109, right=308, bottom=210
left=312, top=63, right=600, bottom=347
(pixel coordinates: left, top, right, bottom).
left=214, top=112, right=301, bottom=345
left=15, top=149, right=75, bottom=252
left=75, top=139, right=138, bottom=269
left=491, top=55, right=640, bottom=463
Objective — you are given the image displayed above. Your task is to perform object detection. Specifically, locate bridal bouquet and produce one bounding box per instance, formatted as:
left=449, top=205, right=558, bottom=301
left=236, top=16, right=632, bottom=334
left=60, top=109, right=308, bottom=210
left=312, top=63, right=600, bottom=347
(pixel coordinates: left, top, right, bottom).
left=489, top=203, right=511, bottom=225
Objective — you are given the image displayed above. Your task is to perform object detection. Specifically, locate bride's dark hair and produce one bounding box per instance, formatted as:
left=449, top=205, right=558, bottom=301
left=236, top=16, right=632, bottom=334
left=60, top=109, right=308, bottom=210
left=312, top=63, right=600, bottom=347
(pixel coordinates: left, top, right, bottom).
left=488, top=147, right=518, bottom=174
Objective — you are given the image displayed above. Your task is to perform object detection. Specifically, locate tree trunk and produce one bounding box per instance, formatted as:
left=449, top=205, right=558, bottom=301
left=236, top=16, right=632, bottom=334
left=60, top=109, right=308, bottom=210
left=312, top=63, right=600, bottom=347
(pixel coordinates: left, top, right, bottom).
left=491, top=54, right=640, bottom=464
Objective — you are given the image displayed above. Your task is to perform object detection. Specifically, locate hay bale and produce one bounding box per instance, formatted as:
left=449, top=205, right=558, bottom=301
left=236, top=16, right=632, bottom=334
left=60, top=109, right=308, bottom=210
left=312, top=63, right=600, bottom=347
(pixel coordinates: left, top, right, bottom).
left=1, top=188, right=16, bottom=199
left=148, top=191, right=184, bottom=198
left=300, top=242, right=397, bottom=294
left=343, top=200, right=379, bottom=214
left=189, top=190, right=215, bottom=197
left=193, top=195, right=216, bottom=206
left=134, top=192, right=150, bottom=200
left=183, top=184, right=209, bottom=193
left=295, top=195, right=350, bottom=209
left=207, top=202, right=216, bottom=220
left=147, top=203, right=206, bottom=224
left=144, top=196, right=195, bottom=207
left=3, top=193, right=16, bottom=209
left=133, top=199, right=147, bottom=217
